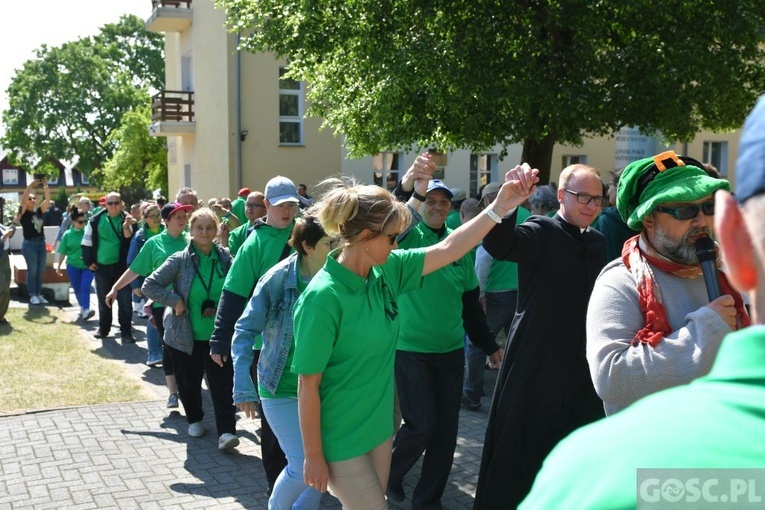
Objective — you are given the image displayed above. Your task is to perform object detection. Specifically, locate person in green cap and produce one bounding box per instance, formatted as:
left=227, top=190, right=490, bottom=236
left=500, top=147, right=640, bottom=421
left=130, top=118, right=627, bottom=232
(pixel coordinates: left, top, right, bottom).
left=586, top=149, right=750, bottom=416
left=521, top=94, right=765, bottom=510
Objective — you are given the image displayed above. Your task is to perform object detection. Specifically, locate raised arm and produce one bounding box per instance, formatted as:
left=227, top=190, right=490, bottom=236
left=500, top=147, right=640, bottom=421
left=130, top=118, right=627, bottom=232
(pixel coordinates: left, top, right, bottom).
left=422, top=164, right=539, bottom=276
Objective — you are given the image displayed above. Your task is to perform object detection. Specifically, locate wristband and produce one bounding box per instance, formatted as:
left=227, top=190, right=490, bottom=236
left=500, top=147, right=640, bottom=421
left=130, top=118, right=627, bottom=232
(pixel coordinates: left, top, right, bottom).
left=412, top=190, right=427, bottom=202
left=486, top=208, right=503, bottom=224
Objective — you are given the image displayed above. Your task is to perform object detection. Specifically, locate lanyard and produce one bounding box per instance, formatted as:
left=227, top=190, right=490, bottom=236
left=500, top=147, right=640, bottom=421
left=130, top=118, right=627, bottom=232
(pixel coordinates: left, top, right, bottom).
left=192, top=253, right=216, bottom=299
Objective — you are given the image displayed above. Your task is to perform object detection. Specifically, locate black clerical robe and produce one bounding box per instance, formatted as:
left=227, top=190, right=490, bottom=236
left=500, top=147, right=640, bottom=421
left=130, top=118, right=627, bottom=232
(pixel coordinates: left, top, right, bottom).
left=474, top=212, right=607, bottom=510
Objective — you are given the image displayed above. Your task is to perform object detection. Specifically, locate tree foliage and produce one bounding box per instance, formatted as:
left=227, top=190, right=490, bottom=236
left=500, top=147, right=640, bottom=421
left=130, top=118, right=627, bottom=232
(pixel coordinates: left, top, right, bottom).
left=100, top=104, right=168, bottom=201
left=1, top=15, right=164, bottom=182
left=217, top=0, right=765, bottom=182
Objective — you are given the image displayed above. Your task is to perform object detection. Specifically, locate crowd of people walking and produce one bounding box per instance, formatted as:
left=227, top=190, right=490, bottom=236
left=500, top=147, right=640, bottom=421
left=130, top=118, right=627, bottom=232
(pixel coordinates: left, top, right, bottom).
left=6, top=94, right=765, bottom=509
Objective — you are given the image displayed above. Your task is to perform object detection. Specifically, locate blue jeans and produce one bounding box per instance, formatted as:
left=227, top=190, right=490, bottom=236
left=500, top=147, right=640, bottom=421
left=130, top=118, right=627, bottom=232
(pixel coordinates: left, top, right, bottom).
left=66, top=265, right=94, bottom=309
left=145, top=318, right=163, bottom=364
left=463, top=290, right=517, bottom=404
left=261, top=397, right=322, bottom=510
left=390, top=348, right=464, bottom=509
left=22, top=238, right=47, bottom=296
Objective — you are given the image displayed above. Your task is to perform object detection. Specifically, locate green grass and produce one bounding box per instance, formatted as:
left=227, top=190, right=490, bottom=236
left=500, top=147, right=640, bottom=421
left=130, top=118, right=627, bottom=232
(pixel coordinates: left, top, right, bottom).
left=0, top=307, right=148, bottom=414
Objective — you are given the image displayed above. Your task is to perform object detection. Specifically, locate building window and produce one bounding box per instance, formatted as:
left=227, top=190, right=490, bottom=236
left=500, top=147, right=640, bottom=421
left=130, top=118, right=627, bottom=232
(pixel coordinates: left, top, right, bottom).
left=562, top=155, right=588, bottom=168
left=427, top=148, right=447, bottom=180
left=469, top=154, right=496, bottom=198
left=80, top=172, right=89, bottom=185
left=47, top=174, right=59, bottom=185
left=373, top=152, right=401, bottom=191
left=2, top=169, right=18, bottom=185
left=702, top=141, right=728, bottom=177
left=279, top=67, right=303, bottom=145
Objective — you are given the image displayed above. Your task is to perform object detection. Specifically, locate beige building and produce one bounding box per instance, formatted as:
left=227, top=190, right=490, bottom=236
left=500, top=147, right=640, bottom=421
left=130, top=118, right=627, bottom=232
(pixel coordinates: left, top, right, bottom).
left=145, top=0, right=342, bottom=200
left=146, top=0, right=742, bottom=201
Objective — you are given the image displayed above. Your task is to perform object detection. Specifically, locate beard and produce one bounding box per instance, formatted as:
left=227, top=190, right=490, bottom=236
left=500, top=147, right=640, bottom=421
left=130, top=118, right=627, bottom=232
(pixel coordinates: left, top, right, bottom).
left=651, top=225, right=714, bottom=265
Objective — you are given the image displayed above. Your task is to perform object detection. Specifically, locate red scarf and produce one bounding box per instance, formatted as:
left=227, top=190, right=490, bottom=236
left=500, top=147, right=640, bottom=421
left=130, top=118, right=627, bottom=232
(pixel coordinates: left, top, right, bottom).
left=621, top=234, right=750, bottom=347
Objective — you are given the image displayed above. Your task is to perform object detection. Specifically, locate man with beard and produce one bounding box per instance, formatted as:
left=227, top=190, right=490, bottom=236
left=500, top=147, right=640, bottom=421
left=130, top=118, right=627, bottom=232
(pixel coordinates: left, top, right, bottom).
left=585, top=150, right=749, bottom=416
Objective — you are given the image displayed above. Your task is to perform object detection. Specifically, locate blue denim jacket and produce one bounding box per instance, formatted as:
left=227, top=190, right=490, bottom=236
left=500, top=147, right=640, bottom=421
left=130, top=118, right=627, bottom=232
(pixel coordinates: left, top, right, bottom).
left=232, top=252, right=300, bottom=404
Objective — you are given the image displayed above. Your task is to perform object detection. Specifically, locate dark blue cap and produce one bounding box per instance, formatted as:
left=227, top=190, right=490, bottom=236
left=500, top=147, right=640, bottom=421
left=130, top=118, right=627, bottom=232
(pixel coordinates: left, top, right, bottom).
left=736, top=95, right=765, bottom=204
left=426, top=179, right=454, bottom=199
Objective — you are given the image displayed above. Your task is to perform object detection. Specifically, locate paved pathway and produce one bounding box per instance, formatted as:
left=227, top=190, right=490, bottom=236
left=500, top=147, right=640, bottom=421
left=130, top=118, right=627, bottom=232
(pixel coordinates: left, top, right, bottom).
left=0, top=260, right=497, bottom=509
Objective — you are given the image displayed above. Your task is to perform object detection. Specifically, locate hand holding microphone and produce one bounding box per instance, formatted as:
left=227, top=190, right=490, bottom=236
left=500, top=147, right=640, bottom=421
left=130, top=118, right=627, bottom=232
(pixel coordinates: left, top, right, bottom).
left=695, top=236, right=736, bottom=329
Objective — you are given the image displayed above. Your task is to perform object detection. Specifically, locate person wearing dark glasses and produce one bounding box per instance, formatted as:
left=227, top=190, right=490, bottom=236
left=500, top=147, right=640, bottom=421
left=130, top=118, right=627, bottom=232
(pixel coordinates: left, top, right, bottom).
left=522, top=94, right=765, bottom=510
left=81, top=191, right=137, bottom=343
left=18, top=177, right=52, bottom=305
left=586, top=150, right=750, bottom=417
left=56, top=206, right=94, bottom=321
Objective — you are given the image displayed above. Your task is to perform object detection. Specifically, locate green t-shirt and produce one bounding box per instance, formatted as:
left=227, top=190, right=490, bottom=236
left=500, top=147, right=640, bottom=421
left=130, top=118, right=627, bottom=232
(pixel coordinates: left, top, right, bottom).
left=130, top=231, right=189, bottom=308
left=228, top=221, right=251, bottom=257
left=223, top=222, right=294, bottom=298
left=130, top=231, right=189, bottom=277
left=57, top=228, right=87, bottom=269
left=484, top=207, right=531, bottom=292
left=397, top=223, right=478, bottom=353
left=96, top=214, right=124, bottom=265
left=258, top=272, right=309, bottom=399
left=187, top=245, right=226, bottom=341
left=292, top=248, right=426, bottom=462
left=231, top=196, right=247, bottom=225
left=521, top=327, right=765, bottom=509
left=445, top=209, right=462, bottom=230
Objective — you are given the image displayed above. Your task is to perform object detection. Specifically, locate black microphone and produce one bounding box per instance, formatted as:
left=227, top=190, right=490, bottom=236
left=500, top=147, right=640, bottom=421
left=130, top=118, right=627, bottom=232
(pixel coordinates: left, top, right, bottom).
left=695, top=236, right=721, bottom=301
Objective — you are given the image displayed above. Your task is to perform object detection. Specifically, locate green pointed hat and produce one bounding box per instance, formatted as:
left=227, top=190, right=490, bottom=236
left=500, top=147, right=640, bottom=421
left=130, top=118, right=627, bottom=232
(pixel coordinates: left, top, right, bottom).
left=617, top=150, right=730, bottom=230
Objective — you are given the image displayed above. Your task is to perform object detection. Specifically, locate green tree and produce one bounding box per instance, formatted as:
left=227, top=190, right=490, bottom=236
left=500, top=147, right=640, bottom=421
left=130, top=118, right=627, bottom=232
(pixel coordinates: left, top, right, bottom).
left=217, top=0, right=765, bottom=182
left=53, top=186, right=69, bottom=213
left=1, top=15, right=163, bottom=182
left=101, top=104, right=168, bottom=202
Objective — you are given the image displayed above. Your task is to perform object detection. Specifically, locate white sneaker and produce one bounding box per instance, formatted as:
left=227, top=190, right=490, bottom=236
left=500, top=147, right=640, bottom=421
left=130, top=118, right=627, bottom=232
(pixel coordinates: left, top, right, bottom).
left=218, top=433, right=240, bottom=451
left=82, top=309, right=95, bottom=321
left=37, top=295, right=49, bottom=304
left=29, top=295, right=40, bottom=305
left=188, top=421, right=205, bottom=438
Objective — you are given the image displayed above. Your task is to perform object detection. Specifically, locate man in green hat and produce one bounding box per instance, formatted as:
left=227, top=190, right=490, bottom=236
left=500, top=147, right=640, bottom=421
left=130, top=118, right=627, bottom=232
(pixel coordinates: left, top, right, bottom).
left=585, top=150, right=749, bottom=416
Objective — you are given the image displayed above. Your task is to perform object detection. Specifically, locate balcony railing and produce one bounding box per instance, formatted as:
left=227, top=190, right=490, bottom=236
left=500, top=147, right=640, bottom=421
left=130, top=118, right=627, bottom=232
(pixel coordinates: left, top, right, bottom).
left=151, top=90, right=194, bottom=122
left=146, top=0, right=193, bottom=33
left=151, top=0, right=192, bottom=8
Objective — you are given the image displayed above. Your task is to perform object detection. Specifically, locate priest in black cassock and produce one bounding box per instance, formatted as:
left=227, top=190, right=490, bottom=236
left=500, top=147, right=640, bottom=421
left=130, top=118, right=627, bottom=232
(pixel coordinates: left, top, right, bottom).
left=474, top=163, right=607, bottom=510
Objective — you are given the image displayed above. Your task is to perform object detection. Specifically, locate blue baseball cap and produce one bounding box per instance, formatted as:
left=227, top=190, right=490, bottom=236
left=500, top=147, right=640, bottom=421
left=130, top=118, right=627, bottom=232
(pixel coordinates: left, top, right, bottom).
left=426, top=179, right=454, bottom=199
left=735, top=94, right=765, bottom=204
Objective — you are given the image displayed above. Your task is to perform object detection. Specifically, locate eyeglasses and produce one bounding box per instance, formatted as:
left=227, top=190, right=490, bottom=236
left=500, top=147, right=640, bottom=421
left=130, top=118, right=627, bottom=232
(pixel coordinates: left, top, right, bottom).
left=376, top=232, right=399, bottom=245
left=563, top=189, right=605, bottom=206
left=656, top=200, right=715, bottom=220
left=246, top=202, right=265, bottom=209
left=106, top=201, right=121, bottom=206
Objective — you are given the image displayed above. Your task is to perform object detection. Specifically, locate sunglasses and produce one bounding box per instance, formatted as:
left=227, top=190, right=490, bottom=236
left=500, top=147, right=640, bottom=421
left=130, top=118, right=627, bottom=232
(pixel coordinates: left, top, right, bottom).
left=106, top=201, right=121, bottom=206
left=376, top=231, right=399, bottom=245
left=655, top=200, right=715, bottom=220
left=563, top=189, right=605, bottom=206
left=147, top=213, right=161, bottom=220
left=246, top=202, right=265, bottom=209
